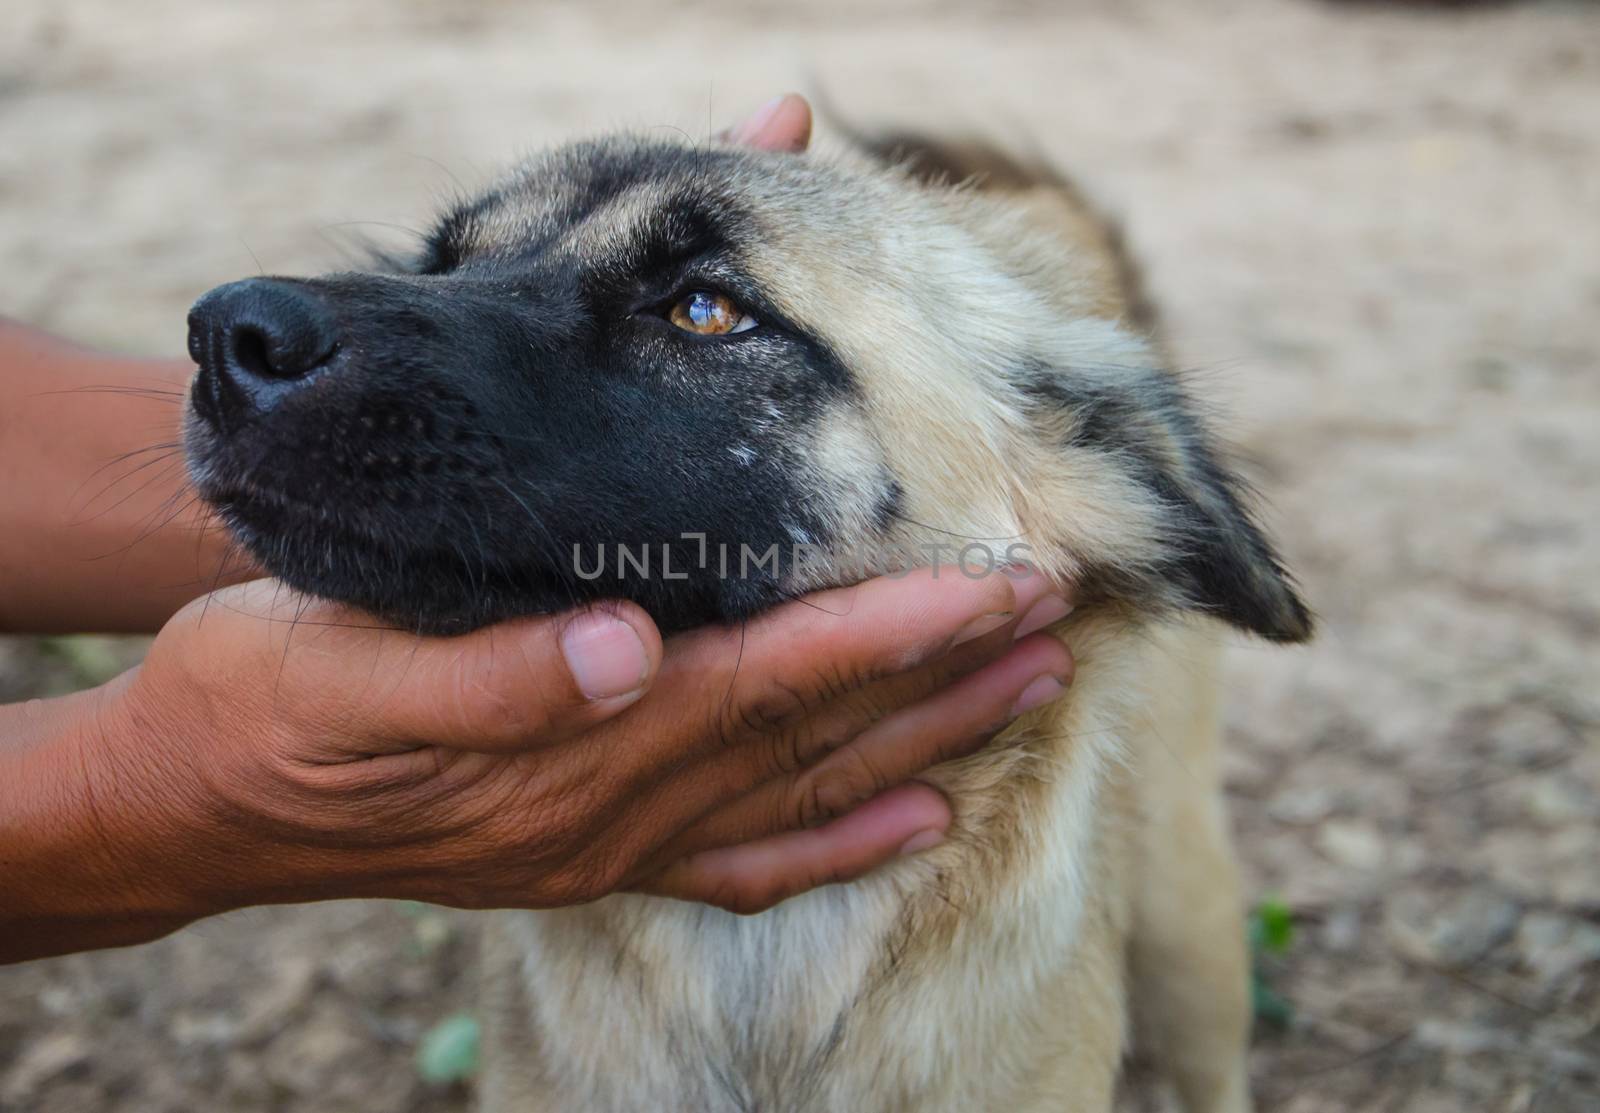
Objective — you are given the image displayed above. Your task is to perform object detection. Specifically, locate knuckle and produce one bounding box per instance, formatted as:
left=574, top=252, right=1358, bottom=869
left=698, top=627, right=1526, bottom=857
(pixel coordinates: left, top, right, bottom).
left=720, top=652, right=903, bottom=754
left=544, top=856, right=620, bottom=906
left=794, top=779, right=831, bottom=829
left=761, top=713, right=847, bottom=781
left=845, top=687, right=897, bottom=732
left=723, top=680, right=808, bottom=744
left=765, top=722, right=812, bottom=780
left=470, top=769, right=603, bottom=872
left=740, top=701, right=882, bottom=788
left=510, top=769, right=609, bottom=850
left=795, top=749, right=885, bottom=827
left=817, top=656, right=886, bottom=700
left=444, top=642, right=546, bottom=743
left=798, top=712, right=861, bottom=767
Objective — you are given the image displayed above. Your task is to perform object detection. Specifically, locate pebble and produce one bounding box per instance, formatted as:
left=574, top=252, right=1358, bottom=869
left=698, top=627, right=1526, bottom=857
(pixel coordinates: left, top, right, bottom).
left=1413, top=1019, right=1518, bottom=1057
left=1384, top=889, right=1520, bottom=969
left=1513, top=912, right=1600, bottom=986
left=1477, top=827, right=1600, bottom=909
left=1521, top=775, right=1596, bottom=826
left=1269, top=785, right=1336, bottom=826
left=1316, top=821, right=1386, bottom=872
left=1320, top=904, right=1363, bottom=954
left=0, top=1033, right=90, bottom=1104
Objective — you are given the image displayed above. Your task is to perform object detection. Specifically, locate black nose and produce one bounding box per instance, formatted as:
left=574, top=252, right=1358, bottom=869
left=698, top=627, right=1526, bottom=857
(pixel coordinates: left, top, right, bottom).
left=187, top=278, right=339, bottom=432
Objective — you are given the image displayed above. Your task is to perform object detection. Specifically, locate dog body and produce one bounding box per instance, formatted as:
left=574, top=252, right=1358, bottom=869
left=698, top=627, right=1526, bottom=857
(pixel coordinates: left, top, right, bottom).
left=468, top=140, right=1274, bottom=1113
left=480, top=623, right=1246, bottom=1113
left=184, top=125, right=1307, bottom=1113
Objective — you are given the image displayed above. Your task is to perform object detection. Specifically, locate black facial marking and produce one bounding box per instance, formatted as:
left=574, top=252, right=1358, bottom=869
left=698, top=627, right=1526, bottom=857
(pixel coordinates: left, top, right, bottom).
left=184, top=138, right=861, bottom=635
left=871, top=480, right=905, bottom=534
left=629, top=192, right=736, bottom=281
left=1018, top=363, right=1312, bottom=643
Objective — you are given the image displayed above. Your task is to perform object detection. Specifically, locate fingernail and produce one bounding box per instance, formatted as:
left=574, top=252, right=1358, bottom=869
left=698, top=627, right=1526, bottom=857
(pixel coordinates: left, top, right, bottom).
left=951, top=610, right=1014, bottom=647
left=731, top=96, right=785, bottom=143
left=1013, top=596, right=1074, bottom=640
left=1010, top=675, right=1068, bottom=718
left=898, top=828, right=945, bottom=856
left=561, top=613, right=650, bottom=700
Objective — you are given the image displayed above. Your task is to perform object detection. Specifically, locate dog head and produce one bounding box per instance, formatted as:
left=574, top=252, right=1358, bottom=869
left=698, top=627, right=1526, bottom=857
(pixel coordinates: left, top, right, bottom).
left=184, top=129, right=1310, bottom=641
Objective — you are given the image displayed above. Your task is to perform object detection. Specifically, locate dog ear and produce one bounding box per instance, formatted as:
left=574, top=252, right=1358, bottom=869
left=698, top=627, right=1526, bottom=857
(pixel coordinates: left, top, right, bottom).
left=1148, top=423, right=1314, bottom=644
left=1023, top=363, right=1313, bottom=643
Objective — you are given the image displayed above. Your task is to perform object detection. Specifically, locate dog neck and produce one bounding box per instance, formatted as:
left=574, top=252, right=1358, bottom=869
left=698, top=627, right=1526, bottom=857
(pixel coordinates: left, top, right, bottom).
left=481, top=607, right=1152, bottom=1113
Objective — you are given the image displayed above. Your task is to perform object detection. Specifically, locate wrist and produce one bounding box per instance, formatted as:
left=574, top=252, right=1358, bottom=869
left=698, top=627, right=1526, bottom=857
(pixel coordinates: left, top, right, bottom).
left=0, top=674, right=225, bottom=962
left=0, top=323, right=258, bottom=634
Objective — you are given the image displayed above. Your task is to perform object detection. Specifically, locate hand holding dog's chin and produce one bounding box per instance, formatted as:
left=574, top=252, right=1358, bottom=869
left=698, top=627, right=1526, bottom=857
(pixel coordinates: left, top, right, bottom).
left=0, top=566, right=1072, bottom=961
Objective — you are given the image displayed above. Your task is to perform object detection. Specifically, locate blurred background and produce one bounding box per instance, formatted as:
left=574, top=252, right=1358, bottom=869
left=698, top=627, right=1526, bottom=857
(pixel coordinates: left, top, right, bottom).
left=1, top=0, right=1596, bottom=1110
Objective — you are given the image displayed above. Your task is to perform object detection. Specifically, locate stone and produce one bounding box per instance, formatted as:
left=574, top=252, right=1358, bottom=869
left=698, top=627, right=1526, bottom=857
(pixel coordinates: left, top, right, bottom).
left=1514, top=912, right=1600, bottom=986
left=1320, top=904, right=1363, bottom=954
left=1269, top=786, right=1336, bottom=826
left=1385, top=889, right=1520, bottom=969
left=1413, top=1019, right=1518, bottom=1057
left=0, top=1033, right=90, bottom=1104
left=1522, top=775, right=1596, bottom=826
left=1477, top=828, right=1600, bottom=909
left=1316, top=821, right=1387, bottom=872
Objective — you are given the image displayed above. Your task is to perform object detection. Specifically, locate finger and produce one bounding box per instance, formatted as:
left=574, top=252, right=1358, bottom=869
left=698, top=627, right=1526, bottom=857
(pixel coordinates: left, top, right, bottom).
left=689, top=566, right=1067, bottom=800
left=773, top=632, right=1073, bottom=827
left=721, top=93, right=812, bottom=152
left=756, top=565, right=1071, bottom=771
left=354, top=604, right=666, bottom=754
left=634, top=782, right=950, bottom=915
left=654, top=565, right=1032, bottom=756
left=618, top=567, right=1064, bottom=813
left=649, top=632, right=1073, bottom=862
left=165, top=581, right=664, bottom=755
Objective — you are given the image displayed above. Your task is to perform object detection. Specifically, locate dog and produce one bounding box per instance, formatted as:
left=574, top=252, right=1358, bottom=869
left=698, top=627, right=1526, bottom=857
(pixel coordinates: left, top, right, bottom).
left=183, top=108, right=1310, bottom=1113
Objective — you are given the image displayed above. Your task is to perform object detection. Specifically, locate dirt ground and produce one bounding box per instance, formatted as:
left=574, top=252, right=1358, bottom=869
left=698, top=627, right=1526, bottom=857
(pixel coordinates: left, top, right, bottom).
left=2, top=0, right=1597, bottom=1110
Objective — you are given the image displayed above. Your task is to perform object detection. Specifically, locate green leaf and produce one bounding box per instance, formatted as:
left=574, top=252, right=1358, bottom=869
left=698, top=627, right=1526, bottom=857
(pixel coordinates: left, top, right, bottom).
left=415, top=1014, right=480, bottom=1084
left=1250, top=896, right=1295, bottom=955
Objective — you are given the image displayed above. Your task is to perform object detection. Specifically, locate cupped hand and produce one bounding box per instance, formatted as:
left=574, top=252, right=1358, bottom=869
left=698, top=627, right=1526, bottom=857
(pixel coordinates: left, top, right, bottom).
left=89, top=566, right=1072, bottom=921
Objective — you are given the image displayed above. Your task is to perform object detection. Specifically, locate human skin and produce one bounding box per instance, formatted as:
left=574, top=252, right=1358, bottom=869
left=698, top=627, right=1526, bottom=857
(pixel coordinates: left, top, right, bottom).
left=0, top=96, right=1076, bottom=964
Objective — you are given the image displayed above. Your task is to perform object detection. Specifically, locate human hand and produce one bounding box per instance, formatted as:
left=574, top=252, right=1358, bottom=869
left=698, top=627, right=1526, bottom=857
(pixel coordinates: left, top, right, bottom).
left=60, top=566, right=1070, bottom=934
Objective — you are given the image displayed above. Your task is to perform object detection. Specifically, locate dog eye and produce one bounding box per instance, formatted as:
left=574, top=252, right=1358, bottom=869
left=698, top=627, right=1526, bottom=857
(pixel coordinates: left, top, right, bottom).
left=667, top=291, right=757, bottom=336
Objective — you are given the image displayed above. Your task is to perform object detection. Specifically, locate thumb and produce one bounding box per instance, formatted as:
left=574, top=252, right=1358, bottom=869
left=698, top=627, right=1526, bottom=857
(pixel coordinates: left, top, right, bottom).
left=361, top=602, right=665, bottom=753
left=165, top=582, right=663, bottom=755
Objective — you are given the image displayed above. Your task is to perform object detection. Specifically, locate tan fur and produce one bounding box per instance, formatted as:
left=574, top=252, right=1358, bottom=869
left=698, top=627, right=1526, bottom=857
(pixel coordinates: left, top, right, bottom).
left=478, top=134, right=1270, bottom=1113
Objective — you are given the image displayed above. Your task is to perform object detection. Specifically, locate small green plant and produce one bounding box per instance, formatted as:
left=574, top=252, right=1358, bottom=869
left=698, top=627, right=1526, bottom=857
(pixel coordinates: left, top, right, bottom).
left=1248, top=896, right=1295, bottom=1030
left=1250, top=896, right=1295, bottom=955
left=416, top=1013, right=481, bottom=1085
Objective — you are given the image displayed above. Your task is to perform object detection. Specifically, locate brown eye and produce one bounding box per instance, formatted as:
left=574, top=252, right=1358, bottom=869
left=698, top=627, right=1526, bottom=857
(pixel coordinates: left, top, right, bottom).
left=668, top=291, right=757, bottom=336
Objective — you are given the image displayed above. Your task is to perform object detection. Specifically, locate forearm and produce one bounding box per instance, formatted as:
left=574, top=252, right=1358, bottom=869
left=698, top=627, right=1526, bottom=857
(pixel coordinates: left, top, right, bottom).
left=0, top=678, right=216, bottom=963
left=0, top=321, right=256, bottom=634
left=1, top=658, right=431, bottom=964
